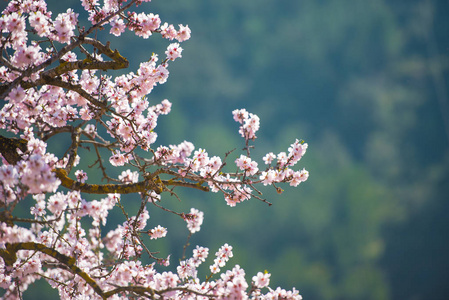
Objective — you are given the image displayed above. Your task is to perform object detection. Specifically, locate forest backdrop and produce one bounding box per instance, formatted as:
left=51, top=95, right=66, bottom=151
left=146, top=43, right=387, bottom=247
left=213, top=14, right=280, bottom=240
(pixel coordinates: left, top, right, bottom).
left=3, top=0, right=449, bottom=299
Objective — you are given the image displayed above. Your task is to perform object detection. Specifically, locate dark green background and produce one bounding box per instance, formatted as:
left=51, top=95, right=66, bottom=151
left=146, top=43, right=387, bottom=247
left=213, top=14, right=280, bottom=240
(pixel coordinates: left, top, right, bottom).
left=2, top=0, right=449, bottom=299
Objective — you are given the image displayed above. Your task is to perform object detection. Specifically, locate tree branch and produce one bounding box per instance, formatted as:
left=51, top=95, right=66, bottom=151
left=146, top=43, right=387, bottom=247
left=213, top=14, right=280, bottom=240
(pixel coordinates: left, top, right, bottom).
left=38, top=38, right=129, bottom=79
left=0, top=242, right=106, bottom=299
left=53, top=168, right=210, bottom=195
left=53, top=168, right=164, bottom=194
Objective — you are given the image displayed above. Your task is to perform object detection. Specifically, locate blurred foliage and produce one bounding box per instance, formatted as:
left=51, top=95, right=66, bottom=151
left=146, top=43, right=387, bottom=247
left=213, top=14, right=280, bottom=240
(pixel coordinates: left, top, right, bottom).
left=6, top=0, right=449, bottom=299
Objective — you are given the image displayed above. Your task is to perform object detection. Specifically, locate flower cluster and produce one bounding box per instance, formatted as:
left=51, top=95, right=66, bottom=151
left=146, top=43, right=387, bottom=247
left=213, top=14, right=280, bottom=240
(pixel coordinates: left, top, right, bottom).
left=0, top=0, right=307, bottom=299
left=233, top=108, right=261, bottom=140
left=184, top=208, right=204, bottom=233
left=0, top=135, right=60, bottom=197
left=210, top=243, right=234, bottom=274
left=259, top=139, right=309, bottom=187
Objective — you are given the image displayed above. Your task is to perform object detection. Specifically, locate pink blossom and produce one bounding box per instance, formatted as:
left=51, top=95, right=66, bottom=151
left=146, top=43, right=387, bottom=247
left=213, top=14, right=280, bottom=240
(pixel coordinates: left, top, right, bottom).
left=277, top=151, right=288, bottom=166
left=260, top=169, right=276, bottom=186
left=30, top=198, right=46, bottom=217
left=7, top=86, right=26, bottom=104
left=135, top=207, right=150, bottom=230
left=131, top=12, right=161, bottom=38
left=263, top=152, right=276, bottom=164
left=29, top=10, right=51, bottom=36
left=177, top=259, right=197, bottom=279
left=160, top=254, right=171, bottom=267
left=118, top=169, right=139, bottom=183
left=233, top=109, right=260, bottom=140
left=84, top=124, right=96, bottom=136
left=11, top=45, right=42, bottom=68
left=47, top=192, right=68, bottom=215
left=145, top=13, right=161, bottom=31
left=266, top=287, right=303, bottom=300
left=155, top=65, right=169, bottom=84
left=225, top=275, right=249, bottom=299
left=235, top=154, right=258, bottom=175
left=117, top=121, right=134, bottom=141
left=147, top=191, right=161, bottom=202
left=216, top=243, right=233, bottom=262
left=185, top=208, right=204, bottom=233
left=177, top=24, right=191, bottom=42
left=192, top=246, right=209, bottom=267
left=232, top=108, right=249, bottom=124
left=242, top=113, right=260, bottom=139
left=53, top=10, right=77, bottom=43
left=160, top=22, right=178, bottom=40
left=149, top=225, right=167, bottom=239
left=109, top=18, right=126, bottom=36
left=79, top=107, right=94, bottom=120
left=225, top=193, right=240, bottom=207
left=155, top=145, right=173, bottom=163
left=170, top=140, right=194, bottom=164
left=289, top=168, right=309, bottom=187
left=160, top=99, right=172, bottom=114
left=81, top=0, right=98, bottom=11
left=109, top=151, right=128, bottom=166
left=252, top=271, right=271, bottom=288
left=141, top=130, right=158, bottom=149
left=80, top=70, right=100, bottom=93
left=5, top=12, right=26, bottom=34
left=165, top=43, right=183, bottom=61
left=67, top=190, right=82, bottom=209
left=20, top=154, right=60, bottom=193
left=155, top=271, right=179, bottom=290
left=287, top=139, right=308, bottom=166
left=0, top=165, right=19, bottom=186
left=209, top=156, right=223, bottom=171
left=210, top=263, right=221, bottom=274
left=74, top=170, right=88, bottom=183
left=193, top=148, right=209, bottom=169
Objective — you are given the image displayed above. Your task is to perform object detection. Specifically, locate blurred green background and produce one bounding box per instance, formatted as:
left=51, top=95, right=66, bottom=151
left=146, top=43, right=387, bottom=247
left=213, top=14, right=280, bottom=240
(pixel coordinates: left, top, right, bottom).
left=4, top=0, right=449, bottom=299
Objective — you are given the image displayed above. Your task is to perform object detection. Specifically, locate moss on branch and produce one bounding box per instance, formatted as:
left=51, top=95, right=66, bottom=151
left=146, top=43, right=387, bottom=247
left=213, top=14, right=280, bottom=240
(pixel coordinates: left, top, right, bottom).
left=53, top=168, right=210, bottom=195
left=54, top=168, right=164, bottom=194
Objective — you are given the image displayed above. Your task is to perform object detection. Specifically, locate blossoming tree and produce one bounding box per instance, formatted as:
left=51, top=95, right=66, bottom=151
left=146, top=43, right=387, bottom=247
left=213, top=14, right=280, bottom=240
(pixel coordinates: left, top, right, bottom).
left=0, top=0, right=309, bottom=298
